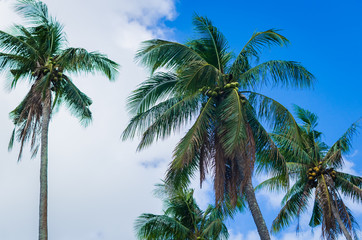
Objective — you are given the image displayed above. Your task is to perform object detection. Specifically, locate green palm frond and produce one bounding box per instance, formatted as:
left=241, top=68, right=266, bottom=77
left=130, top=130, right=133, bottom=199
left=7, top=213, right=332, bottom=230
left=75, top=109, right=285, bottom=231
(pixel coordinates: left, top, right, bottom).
left=246, top=91, right=301, bottom=141
left=59, top=75, right=93, bottom=126
left=239, top=29, right=289, bottom=59
left=136, top=94, right=201, bottom=150
left=122, top=97, right=185, bottom=141
left=172, top=97, right=216, bottom=168
left=218, top=89, right=247, bottom=157
left=309, top=200, right=322, bottom=228
left=229, top=29, right=289, bottom=80
left=324, top=119, right=361, bottom=168
left=335, top=173, right=362, bottom=203
left=177, top=60, right=222, bottom=93
left=15, top=0, right=50, bottom=25
left=127, top=72, right=178, bottom=114
left=239, top=60, right=314, bottom=89
left=293, top=104, right=318, bottom=130
left=135, top=213, right=190, bottom=239
left=135, top=184, right=229, bottom=240
left=272, top=183, right=311, bottom=233
left=57, top=48, right=119, bottom=80
left=255, top=175, right=289, bottom=192
left=191, top=14, right=230, bottom=72
left=0, top=30, right=39, bottom=60
left=135, top=39, right=203, bottom=73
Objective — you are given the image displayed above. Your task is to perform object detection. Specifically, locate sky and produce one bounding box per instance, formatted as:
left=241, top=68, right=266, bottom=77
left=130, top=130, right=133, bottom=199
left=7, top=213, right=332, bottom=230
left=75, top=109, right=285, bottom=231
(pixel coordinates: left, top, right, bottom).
left=0, top=0, right=361, bottom=240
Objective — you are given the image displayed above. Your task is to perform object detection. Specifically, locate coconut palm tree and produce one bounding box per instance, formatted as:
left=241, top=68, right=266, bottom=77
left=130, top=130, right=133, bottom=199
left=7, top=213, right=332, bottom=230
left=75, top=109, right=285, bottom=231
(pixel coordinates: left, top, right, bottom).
left=135, top=183, right=232, bottom=240
left=1, top=1, right=119, bottom=239
left=123, top=14, right=313, bottom=239
left=258, top=106, right=361, bottom=240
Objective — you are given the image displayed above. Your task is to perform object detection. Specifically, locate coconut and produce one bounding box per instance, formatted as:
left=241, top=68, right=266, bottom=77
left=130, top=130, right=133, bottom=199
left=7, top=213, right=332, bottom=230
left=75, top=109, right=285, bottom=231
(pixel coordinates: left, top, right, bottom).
left=225, top=84, right=231, bottom=88
left=308, top=176, right=313, bottom=180
left=311, top=172, right=316, bottom=176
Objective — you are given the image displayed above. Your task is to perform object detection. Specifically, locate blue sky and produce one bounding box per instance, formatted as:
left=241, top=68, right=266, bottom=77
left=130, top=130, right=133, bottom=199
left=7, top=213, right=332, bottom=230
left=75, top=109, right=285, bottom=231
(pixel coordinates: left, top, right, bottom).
left=161, top=0, right=362, bottom=238
left=0, top=0, right=361, bottom=239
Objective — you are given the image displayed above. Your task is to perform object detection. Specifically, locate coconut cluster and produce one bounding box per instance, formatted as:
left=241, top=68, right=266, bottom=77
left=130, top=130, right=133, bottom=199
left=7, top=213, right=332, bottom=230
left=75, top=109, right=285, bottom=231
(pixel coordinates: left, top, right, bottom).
left=307, top=164, right=337, bottom=185
left=31, top=57, right=64, bottom=92
left=199, top=82, right=240, bottom=97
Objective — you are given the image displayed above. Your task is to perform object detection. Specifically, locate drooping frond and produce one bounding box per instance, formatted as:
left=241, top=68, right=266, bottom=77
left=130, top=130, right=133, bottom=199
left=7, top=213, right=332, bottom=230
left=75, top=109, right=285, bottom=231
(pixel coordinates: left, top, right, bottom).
left=309, top=200, right=322, bottom=228
left=172, top=97, right=216, bottom=168
left=127, top=72, right=178, bottom=114
left=136, top=94, right=201, bottom=150
left=57, top=48, right=119, bottom=80
left=0, top=30, right=39, bottom=61
left=217, top=89, right=247, bottom=157
left=255, top=175, right=289, bottom=192
left=272, top=182, right=311, bottom=233
left=335, top=172, right=362, bottom=203
left=9, top=84, right=43, bottom=160
left=246, top=91, right=301, bottom=143
left=58, top=75, right=92, bottom=126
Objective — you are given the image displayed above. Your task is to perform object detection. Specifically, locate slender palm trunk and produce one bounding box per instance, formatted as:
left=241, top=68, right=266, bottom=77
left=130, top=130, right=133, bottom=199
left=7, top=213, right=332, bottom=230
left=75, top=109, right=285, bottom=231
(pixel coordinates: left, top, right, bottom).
left=331, top=203, right=352, bottom=240
left=39, top=90, right=51, bottom=240
left=244, top=180, right=271, bottom=240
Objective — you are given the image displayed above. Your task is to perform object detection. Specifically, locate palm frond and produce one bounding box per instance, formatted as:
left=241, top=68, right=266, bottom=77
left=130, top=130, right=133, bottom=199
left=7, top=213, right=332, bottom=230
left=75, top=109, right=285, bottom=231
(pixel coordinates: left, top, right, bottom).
left=172, top=97, right=216, bottom=168
left=229, top=29, right=289, bottom=80
left=127, top=72, right=178, bottom=114
left=59, top=75, right=92, bottom=126
left=191, top=14, right=230, bottom=72
left=335, top=172, right=362, bottom=203
left=245, top=91, right=301, bottom=143
left=135, top=213, right=190, bottom=239
left=57, top=48, right=119, bottom=80
left=135, top=39, right=203, bottom=73
left=272, top=183, right=311, bottom=233
left=136, top=94, right=201, bottom=151
left=239, top=60, right=314, bottom=89
left=217, top=89, right=247, bottom=157
left=324, top=119, right=361, bottom=168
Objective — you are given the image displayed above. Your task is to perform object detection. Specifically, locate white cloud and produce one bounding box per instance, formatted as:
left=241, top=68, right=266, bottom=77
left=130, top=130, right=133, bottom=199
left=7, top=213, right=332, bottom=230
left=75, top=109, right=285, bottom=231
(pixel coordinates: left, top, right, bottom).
left=0, top=0, right=178, bottom=239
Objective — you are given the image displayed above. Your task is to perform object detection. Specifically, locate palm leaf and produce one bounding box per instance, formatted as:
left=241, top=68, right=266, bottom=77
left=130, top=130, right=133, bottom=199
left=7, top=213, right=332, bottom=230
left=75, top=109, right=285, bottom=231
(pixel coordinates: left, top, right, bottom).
left=135, top=39, right=203, bottom=73
left=57, top=48, right=119, bottom=80
left=239, top=60, right=314, bottom=89
left=127, top=72, right=178, bottom=114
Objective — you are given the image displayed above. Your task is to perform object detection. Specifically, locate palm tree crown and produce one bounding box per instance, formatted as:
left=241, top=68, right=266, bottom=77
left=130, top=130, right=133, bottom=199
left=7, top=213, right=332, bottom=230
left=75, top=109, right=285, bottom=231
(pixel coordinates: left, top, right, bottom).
left=123, top=14, right=314, bottom=239
left=3, top=0, right=119, bottom=158
left=259, top=106, right=362, bottom=240
left=135, top=184, right=229, bottom=240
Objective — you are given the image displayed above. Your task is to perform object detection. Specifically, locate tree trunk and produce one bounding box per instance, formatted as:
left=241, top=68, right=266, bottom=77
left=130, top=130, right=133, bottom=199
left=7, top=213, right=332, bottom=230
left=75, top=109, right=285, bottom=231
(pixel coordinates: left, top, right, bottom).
left=331, top=203, right=352, bottom=240
left=39, top=90, right=51, bottom=240
left=244, top=180, right=271, bottom=240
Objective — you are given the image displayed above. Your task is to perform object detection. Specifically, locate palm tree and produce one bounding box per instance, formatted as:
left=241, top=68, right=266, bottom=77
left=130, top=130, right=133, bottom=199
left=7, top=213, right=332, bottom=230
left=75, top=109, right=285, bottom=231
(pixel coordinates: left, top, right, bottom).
left=123, top=14, right=313, bottom=240
left=1, top=1, right=119, bottom=239
left=135, top=183, right=231, bottom=239
left=258, top=106, right=361, bottom=240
